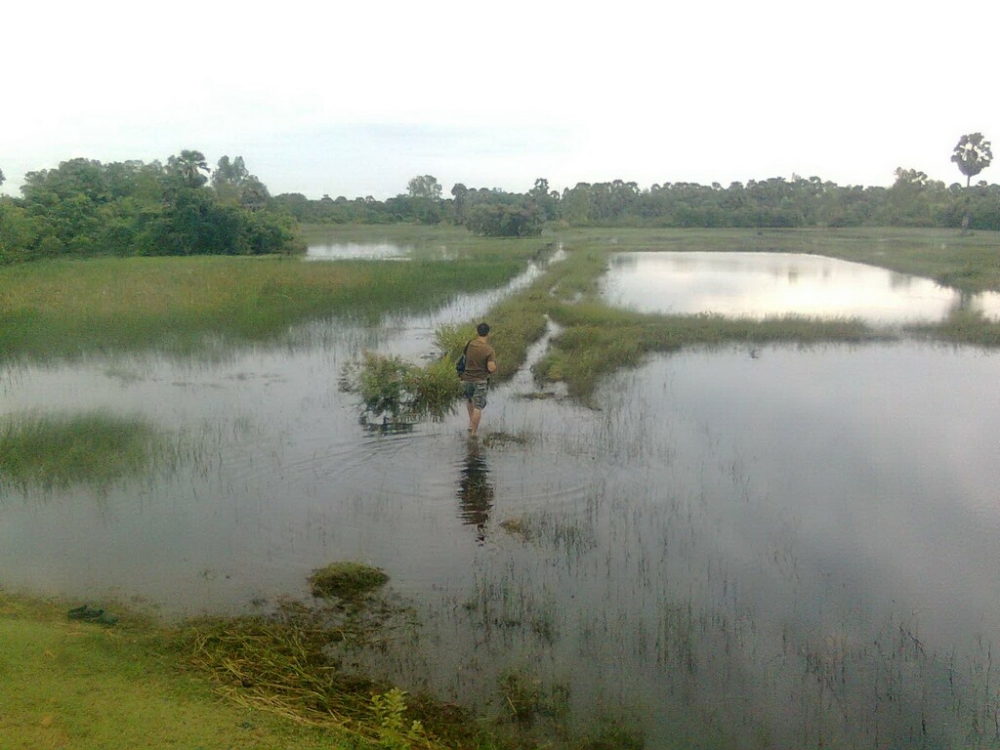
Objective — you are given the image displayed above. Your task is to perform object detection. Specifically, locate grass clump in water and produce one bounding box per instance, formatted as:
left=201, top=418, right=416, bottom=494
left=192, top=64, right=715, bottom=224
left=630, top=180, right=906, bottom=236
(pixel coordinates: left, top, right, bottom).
left=0, top=410, right=166, bottom=490
left=906, top=308, right=1000, bottom=346
left=341, top=352, right=460, bottom=424
left=308, top=562, right=390, bottom=601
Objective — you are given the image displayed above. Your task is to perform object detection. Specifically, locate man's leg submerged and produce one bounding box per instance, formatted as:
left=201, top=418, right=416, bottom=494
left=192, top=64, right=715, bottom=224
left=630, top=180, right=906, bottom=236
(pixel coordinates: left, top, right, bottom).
left=466, top=383, right=487, bottom=437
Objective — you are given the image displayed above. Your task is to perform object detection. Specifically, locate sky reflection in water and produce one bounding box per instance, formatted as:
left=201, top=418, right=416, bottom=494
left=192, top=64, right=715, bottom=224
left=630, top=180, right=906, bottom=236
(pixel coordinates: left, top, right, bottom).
left=602, top=251, right=1000, bottom=322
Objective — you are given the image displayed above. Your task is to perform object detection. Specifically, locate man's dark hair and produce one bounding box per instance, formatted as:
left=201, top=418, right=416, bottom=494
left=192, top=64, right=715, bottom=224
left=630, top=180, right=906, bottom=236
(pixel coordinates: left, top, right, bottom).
left=476, top=322, right=491, bottom=336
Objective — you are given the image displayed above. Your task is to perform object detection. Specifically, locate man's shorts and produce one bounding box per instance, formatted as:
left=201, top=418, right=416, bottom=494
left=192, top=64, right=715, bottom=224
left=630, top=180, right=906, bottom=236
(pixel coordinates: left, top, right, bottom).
left=463, top=381, right=489, bottom=410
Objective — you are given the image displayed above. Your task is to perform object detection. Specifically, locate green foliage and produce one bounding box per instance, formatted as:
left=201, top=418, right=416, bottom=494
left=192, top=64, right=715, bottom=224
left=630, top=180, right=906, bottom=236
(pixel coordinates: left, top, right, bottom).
left=406, top=175, right=442, bottom=200
left=167, top=149, right=210, bottom=188
left=952, top=132, right=993, bottom=187
left=370, top=688, right=428, bottom=750
left=309, top=562, right=390, bottom=600
left=3, top=153, right=298, bottom=264
left=0, top=411, right=166, bottom=490
left=343, top=352, right=459, bottom=422
left=465, top=202, right=545, bottom=237
left=0, top=594, right=364, bottom=750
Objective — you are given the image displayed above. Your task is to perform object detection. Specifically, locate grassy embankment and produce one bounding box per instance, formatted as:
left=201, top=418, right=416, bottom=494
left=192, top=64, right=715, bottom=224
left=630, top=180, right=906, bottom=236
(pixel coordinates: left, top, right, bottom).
left=0, top=592, right=408, bottom=750
left=0, top=589, right=647, bottom=750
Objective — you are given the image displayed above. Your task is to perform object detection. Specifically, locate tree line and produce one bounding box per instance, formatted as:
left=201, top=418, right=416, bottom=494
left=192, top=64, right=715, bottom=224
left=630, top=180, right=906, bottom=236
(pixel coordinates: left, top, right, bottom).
left=0, top=134, right=994, bottom=261
left=0, top=151, right=299, bottom=264
left=273, top=134, right=997, bottom=235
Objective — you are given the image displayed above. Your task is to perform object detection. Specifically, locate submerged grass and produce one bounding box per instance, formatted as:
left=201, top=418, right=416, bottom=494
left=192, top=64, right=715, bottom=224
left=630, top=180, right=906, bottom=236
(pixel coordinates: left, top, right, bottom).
left=7, top=226, right=1000, bottom=404
left=0, top=411, right=167, bottom=490
left=0, top=245, right=531, bottom=360
left=537, top=306, right=879, bottom=402
left=309, top=562, right=390, bottom=600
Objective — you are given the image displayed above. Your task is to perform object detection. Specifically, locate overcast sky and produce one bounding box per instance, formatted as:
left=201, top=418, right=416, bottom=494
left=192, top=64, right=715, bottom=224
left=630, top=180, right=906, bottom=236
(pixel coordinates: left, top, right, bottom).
left=3, top=0, right=997, bottom=199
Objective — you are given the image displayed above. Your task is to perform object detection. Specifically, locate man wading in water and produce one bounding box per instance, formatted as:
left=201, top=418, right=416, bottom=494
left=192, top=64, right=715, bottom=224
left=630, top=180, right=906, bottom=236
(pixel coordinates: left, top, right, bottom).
left=460, top=322, right=497, bottom=438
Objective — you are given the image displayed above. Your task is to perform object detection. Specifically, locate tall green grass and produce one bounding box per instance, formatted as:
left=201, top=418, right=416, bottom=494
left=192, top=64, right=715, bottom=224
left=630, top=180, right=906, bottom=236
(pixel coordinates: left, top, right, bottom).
left=0, top=411, right=166, bottom=490
left=0, top=252, right=531, bottom=360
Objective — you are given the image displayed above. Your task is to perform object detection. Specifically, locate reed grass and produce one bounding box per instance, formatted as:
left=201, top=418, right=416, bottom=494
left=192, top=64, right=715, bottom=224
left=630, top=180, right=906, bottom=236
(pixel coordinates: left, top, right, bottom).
left=906, top=308, right=1000, bottom=346
left=536, top=306, right=878, bottom=401
left=0, top=410, right=167, bottom=490
left=0, top=253, right=527, bottom=360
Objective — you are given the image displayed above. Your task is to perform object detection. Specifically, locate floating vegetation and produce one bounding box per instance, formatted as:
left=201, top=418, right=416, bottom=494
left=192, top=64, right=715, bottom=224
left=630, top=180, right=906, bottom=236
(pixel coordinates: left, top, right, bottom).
left=308, top=562, right=389, bottom=601
left=512, top=390, right=561, bottom=401
left=482, top=431, right=532, bottom=448
left=499, top=517, right=531, bottom=540
left=498, top=513, right=597, bottom=556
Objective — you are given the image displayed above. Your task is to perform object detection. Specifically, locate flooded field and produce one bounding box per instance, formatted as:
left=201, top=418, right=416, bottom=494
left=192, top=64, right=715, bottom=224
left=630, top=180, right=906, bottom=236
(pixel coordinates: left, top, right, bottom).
left=602, top=251, right=1000, bottom=322
left=3, top=243, right=1000, bottom=747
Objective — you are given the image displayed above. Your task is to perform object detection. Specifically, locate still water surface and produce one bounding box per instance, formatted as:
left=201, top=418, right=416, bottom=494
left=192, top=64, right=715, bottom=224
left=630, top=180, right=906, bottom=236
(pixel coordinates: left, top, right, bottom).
left=602, top=251, right=1000, bottom=322
left=3, top=247, right=1000, bottom=747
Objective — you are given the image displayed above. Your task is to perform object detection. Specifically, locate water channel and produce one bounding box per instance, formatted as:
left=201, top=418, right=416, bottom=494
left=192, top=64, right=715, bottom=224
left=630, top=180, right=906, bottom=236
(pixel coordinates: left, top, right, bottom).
left=2, top=245, right=999, bottom=747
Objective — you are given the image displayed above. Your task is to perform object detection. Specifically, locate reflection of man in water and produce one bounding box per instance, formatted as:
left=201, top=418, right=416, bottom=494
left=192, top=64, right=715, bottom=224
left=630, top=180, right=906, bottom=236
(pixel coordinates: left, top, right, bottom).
left=457, top=440, right=494, bottom=542
left=460, top=322, right=497, bottom=438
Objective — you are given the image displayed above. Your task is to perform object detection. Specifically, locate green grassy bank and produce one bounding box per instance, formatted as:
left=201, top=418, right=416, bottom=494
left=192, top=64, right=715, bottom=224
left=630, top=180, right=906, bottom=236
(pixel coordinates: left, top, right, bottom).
left=0, top=591, right=650, bottom=750
left=0, top=593, right=367, bottom=750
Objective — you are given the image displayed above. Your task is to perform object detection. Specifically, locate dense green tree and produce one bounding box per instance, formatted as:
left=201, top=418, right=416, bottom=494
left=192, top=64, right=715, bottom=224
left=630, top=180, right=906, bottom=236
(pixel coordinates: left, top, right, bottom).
left=4, top=153, right=296, bottom=262
left=528, top=177, right=559, bottom=221
left=239, top=177, right=270, bottom=212
left=465, top=201, right=544, bottom=237
left=406, top=175, right=442, bottom=200
left=952, top=133, right=993, bottom=188
left=211, top=156, right=250, bottom=189
left=450, top=183, right=469, bottom=224
left=0, top=167, right=5, bottom=187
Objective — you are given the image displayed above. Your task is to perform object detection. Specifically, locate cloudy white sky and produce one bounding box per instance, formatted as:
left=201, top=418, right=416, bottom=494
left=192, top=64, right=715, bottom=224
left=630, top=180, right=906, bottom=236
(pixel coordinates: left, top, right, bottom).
left=3, top=0, right=997, bottom=199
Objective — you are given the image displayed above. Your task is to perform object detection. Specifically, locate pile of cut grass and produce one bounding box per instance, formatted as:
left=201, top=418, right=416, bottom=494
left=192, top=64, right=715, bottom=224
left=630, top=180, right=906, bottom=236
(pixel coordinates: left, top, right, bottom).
left=0, top=411, right=166, bottom=490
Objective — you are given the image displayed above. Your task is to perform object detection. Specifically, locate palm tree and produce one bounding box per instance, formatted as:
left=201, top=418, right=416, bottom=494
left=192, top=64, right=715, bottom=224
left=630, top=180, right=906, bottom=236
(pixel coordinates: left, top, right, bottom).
left=167, top=150, right=210, bottom=188
left=951, top=133, right=993, bottom=188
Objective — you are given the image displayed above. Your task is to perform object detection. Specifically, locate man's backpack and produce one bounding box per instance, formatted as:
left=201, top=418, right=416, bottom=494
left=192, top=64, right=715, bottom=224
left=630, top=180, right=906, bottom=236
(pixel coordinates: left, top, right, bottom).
left=455, top=340, right=472, bottom=376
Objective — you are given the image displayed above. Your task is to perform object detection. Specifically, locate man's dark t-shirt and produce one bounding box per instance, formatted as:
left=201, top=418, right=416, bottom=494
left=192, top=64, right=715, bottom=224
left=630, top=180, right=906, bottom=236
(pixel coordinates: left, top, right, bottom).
left=460, top=339, right=496, bottom=383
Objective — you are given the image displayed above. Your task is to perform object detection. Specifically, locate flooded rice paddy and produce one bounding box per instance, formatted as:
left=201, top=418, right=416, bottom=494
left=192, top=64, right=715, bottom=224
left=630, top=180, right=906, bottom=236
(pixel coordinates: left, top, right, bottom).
left=3, top=245, right=1000, bottom=747
left=602, top=251, right=1000, bottom=322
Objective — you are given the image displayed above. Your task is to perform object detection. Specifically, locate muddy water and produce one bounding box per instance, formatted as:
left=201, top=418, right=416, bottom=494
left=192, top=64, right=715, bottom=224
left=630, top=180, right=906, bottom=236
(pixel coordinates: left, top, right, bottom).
left=3, top=253, right=1000, bottom=747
